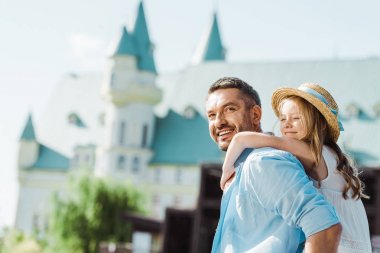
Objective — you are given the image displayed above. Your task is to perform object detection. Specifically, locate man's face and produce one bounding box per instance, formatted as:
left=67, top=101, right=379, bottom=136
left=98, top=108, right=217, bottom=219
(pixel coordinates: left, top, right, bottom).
left=206, top=88, right=261, bottom=151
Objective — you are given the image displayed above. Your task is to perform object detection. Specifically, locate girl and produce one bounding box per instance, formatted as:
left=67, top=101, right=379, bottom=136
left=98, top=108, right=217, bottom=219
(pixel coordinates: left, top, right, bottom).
left=221, top=83, right=371, bottom=253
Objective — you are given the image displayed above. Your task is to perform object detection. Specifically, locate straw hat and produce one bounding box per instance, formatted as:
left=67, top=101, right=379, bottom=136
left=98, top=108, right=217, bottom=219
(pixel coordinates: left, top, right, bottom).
left=271, top=83, right=343, bottom=142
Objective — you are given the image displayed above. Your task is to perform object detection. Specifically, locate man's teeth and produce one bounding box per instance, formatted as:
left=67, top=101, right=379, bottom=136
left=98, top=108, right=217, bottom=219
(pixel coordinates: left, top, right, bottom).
left=219, top=130, right=232, bottom=136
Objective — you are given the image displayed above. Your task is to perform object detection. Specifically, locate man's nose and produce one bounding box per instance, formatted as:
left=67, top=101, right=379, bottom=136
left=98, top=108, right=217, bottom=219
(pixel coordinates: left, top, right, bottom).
left=215, top=113, right=227, bottom=128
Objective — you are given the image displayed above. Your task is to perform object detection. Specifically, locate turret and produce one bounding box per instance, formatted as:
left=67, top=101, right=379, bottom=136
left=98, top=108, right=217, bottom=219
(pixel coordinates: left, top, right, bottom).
left=97, top=1, right=161, bottom=183
left=192, top=13, right=226, bottom=65
left=18, top=114, right=39, bottom=169
left=102, top=3, right=161, bottom=107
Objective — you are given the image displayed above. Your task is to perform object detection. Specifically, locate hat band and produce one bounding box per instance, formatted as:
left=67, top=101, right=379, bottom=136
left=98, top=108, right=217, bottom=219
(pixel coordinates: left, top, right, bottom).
left=298, top=86, right=344, bottom=131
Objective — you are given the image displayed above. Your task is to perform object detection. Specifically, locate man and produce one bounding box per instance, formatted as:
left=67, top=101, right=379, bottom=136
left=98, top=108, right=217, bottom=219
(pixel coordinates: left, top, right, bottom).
left=206, top=77, right=342, bottom=253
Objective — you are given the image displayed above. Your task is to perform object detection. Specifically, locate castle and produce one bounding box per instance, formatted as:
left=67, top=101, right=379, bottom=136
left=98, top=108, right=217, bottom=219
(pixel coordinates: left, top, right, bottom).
left=15, top=2, right=380, bottom=236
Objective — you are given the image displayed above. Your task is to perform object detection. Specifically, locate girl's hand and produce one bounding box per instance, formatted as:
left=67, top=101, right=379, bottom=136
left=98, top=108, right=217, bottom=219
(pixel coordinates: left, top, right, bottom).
left=220, top=168, right=235, bottom=191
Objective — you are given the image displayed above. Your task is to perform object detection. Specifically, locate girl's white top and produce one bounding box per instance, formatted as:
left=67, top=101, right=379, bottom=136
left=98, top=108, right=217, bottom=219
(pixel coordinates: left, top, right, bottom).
left=313, top=146, right=372, bottom=253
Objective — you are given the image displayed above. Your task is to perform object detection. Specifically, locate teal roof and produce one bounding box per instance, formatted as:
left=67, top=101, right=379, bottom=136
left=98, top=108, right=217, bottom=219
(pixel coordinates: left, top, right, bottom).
left=113, top=26, right=137, bottom=56
left=132, top=2, right=157, bottom=73
left=151, top=110, right=223, bottom=164
left=29, top=144, right=70, bottom=171
left=203, top=13, right=225, bottom=62
left=20, top=114, right=36, bottom=140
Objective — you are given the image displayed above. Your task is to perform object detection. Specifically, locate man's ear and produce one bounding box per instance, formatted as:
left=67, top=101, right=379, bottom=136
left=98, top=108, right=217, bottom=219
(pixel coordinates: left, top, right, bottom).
left=250, top=105, right=262, bottom=126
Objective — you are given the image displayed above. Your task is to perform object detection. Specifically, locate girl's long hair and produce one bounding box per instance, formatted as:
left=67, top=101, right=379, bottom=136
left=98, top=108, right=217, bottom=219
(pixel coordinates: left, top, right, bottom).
left=283, top=96, right=367, bottom=200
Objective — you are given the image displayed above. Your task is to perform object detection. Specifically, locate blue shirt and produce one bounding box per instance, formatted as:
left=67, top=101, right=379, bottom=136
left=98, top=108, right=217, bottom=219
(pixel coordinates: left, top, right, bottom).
left=212, top=148, right=340, bottom=253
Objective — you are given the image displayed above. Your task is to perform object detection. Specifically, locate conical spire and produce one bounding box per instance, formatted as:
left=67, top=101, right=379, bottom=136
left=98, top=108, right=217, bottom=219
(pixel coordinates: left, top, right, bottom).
left=192, top=13, right=226, bottom=64
left=133, top=1, right=157, bottom=73
left=112, top=26, right=137, bottom=56
left=20, top=114, right=36, bottom=140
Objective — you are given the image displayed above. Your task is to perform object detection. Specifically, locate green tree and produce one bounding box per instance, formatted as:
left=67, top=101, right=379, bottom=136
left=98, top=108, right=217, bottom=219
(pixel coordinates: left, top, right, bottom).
left=0, top=228, right=43, bottom=253
left=46, top=173, right=146, bottom=253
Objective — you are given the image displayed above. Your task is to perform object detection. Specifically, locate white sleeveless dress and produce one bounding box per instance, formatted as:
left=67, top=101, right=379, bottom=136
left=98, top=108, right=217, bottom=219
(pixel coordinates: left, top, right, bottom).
left=313, top=146, right=372, bottom=253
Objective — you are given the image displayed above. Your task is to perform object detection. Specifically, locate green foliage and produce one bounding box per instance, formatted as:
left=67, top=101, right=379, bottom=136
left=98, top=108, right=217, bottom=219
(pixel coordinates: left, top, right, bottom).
left=46, top=172, right=146, bottom=253
left=0, top=228, right=43, bottom=253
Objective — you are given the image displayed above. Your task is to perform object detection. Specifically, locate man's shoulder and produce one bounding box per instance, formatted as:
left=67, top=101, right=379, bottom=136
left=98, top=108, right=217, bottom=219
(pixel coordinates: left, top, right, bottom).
left=240, top=147, right=305, bottom=176
left=248, top=147, right=296, bottom=161
left=235, top=147, right=301, bottom=170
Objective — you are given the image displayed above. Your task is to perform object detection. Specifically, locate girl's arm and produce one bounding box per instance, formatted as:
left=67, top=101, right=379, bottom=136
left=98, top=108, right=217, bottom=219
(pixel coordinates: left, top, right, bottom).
left=221, top=131, right=315, bottom=190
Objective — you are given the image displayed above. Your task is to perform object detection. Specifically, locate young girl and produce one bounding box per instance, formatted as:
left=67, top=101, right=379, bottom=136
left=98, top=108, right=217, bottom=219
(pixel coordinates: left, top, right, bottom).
left=221, top=83, right=372, bottom=253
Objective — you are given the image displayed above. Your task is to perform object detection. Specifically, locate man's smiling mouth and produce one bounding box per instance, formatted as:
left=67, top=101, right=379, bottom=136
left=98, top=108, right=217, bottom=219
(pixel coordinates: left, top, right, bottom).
left=218, top=130, right=233, bottom=136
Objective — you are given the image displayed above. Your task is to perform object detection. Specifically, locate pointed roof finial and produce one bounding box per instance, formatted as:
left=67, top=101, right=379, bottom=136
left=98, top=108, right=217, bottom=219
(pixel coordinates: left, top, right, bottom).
left=21, top=113, right=36, bottom=140
left=132, top=1, right=157, bottom=73
left=192, top=12, right=226, bottom=65
left=112, top=26, right=137, bottom=57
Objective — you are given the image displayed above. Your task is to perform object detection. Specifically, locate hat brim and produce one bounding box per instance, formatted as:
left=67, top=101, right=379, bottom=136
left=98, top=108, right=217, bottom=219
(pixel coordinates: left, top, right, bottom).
left=271, top=87, right=340, bottom=142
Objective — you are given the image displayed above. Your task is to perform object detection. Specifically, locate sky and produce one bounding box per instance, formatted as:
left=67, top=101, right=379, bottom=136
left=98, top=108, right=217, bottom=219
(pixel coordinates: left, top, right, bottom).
left=1, top=0, right=380, bottom=229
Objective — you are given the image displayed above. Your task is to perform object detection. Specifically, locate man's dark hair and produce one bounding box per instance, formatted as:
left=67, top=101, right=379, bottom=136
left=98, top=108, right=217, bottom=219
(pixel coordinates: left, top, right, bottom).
left=208, top=77, right=261, bottom=107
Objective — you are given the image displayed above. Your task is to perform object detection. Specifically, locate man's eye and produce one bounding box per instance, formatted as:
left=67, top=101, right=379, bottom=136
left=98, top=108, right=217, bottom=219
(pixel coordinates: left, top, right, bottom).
left=208, top=114, right=216, bottom=119
left=280, top=118, right=286, bottom=122
left=226, top=107, right=236, bottom=112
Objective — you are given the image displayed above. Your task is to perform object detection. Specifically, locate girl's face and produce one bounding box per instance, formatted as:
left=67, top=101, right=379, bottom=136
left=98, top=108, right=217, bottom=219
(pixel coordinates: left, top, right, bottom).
left=279, top=99, right=307, bottom=140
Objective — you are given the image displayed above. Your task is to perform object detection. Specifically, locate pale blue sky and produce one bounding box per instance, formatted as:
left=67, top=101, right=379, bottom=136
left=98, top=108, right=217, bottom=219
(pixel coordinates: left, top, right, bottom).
left=1, top=0, right=380, bottom=229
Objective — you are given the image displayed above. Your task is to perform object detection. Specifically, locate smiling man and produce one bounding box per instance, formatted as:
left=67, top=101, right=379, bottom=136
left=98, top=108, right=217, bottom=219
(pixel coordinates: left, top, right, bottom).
left=206, top=77, right=342, bottom=253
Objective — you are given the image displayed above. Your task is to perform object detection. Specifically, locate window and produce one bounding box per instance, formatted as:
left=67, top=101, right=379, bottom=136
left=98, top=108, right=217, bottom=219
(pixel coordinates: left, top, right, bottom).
left=98, top=112, right=105, bottom=126
left=142, top=124, right=148, bottom=148
left=132, top=157, right=140, bottom=173
left=175, top=169, right=182, bottom=184
left=117, top=155, right=126, bottom=170
left=154, top=168, right=161, bottom=183
left=72, top=154, right=80, bottom=167
left=153, top=194, right=160, bottom=204
left=110, top=73, right=116, bottom=87
left=173, top=196, right=181, bottom=206
left=32, top=213, right=39, bottom=231
left=119, top=122, right=126, bottom=145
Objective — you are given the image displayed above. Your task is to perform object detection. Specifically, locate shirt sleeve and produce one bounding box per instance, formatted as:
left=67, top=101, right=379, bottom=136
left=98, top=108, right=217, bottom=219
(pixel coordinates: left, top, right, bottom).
left=243, top=148, right=340, bottom=237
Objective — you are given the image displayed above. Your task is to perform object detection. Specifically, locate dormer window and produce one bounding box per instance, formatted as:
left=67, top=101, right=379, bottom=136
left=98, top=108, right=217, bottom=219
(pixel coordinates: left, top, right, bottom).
left=68, top=113, right=86, bottom=128
left=346, top=103, right=360, bottom=118
left=345, top=103, right=373, bottom=121
left=373, top=102, right=380, bottom=118
left=183, top=106, right=197, bottom=119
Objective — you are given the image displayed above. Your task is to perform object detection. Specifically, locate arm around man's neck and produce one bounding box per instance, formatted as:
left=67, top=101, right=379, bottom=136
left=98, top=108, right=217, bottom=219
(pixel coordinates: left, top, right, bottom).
left=304, top=223, right=342, bottom=253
